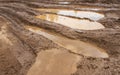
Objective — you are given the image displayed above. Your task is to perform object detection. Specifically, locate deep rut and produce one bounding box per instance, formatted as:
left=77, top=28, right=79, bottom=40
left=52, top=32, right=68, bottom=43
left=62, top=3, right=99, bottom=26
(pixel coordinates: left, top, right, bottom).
left=0, top=0, right=120, bottom=75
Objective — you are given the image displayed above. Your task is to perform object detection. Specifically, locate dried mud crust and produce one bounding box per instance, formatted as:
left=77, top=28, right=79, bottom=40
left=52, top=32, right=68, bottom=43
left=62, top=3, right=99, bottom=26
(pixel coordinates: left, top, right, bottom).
left=0, top=0, right=120, bottom=75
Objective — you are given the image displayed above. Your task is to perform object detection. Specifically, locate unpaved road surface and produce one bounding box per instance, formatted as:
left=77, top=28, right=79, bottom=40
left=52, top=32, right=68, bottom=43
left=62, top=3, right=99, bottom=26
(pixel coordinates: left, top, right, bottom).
left=0, top=0, right=120, bottom=75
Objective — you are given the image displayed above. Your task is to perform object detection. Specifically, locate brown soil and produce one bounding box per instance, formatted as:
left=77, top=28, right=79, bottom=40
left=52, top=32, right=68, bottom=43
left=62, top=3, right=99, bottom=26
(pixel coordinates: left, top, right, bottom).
left=0, top=0, right=120, bottom=75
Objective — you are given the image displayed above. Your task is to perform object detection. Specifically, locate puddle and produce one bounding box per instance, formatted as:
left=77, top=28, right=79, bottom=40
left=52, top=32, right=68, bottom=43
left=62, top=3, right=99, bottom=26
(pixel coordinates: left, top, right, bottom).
left=37, top=8, right=104, bottom=21
left=58, top=2, right=70, bottom=4
left=36, top=14, right=105, bottom=30
left=27, top=49, right=81, bottom=75
left=25, top=26, right=108, bottom=58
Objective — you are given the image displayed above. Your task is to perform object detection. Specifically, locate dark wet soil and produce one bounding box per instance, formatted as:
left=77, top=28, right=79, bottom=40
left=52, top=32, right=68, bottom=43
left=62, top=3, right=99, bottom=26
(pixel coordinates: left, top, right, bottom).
left=0, top=0, right=120, bottom=75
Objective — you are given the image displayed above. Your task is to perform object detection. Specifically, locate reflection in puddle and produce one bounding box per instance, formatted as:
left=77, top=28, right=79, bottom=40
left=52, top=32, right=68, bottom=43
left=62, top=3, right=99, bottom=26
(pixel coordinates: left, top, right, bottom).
left=37, top=8, right=104, bottom=21
left=58, top=2, right=70, bottom=4
left=25, top=26, right=108, bottom=58
left=36, top=14, right=105, bottom=30
left=27, top=49, right=81, bottom=75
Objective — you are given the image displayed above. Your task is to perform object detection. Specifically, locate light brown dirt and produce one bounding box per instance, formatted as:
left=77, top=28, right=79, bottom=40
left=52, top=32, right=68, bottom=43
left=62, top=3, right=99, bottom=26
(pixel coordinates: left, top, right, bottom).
left=0, top=0, right=120, bottom=75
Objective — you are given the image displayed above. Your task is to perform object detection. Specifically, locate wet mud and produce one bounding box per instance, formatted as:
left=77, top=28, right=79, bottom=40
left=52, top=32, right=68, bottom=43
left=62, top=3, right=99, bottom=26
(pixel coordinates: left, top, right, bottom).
left=36, top=14, right=105, bottom=30
left=27, top=49, right=81, bottom=75
left=0, top=0, right=120, bottom=75
left=26, top=25, right=108, bottom=58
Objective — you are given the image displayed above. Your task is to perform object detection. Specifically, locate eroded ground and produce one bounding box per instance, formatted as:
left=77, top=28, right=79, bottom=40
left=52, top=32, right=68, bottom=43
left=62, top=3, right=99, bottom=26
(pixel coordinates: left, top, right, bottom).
left=0, top=0, right=120, bottom=75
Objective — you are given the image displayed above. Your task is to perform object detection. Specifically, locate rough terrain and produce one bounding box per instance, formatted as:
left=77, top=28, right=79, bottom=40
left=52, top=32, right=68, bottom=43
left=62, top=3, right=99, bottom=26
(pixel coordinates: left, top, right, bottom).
left=0, top=0, right=120, bottom=75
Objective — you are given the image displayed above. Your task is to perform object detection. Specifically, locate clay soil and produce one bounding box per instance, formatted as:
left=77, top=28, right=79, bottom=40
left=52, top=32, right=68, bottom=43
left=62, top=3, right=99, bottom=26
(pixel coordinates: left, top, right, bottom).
left=0, top=0, right=120, bottom=75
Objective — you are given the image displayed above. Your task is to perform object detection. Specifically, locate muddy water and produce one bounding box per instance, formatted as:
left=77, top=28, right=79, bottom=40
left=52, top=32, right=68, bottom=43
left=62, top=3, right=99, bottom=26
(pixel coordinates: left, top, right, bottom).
left=27, top=49, right=81, bottom=75
left=58, top=2, right=70, bottom=4
left=25, top=26, right=108, bottom=58
left=36, top=14, right=105, bottom=30
left=37, top=8, right=104, bottom=21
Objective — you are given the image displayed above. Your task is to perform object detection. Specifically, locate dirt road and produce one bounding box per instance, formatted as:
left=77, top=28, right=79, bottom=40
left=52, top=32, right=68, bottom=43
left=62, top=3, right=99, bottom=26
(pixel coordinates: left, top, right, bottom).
left=0, top=0, right=120, bottom=75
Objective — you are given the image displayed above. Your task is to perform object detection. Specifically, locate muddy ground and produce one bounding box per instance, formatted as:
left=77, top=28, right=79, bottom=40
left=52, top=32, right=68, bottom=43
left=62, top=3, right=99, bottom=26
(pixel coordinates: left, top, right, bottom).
left=0, top=0, right=120, bottom=75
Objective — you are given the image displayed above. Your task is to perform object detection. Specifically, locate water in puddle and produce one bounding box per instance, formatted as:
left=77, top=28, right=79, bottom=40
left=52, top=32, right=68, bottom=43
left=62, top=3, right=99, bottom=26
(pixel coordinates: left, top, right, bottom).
left=36, top=14, right=105, bottom=30
left=25, top=26, right=108, bottom=58
left=27, top=49, right=81, bottom=75
left=58, top=2, right=70, bottom=4
left=37, top=8, right=104, bottom=21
